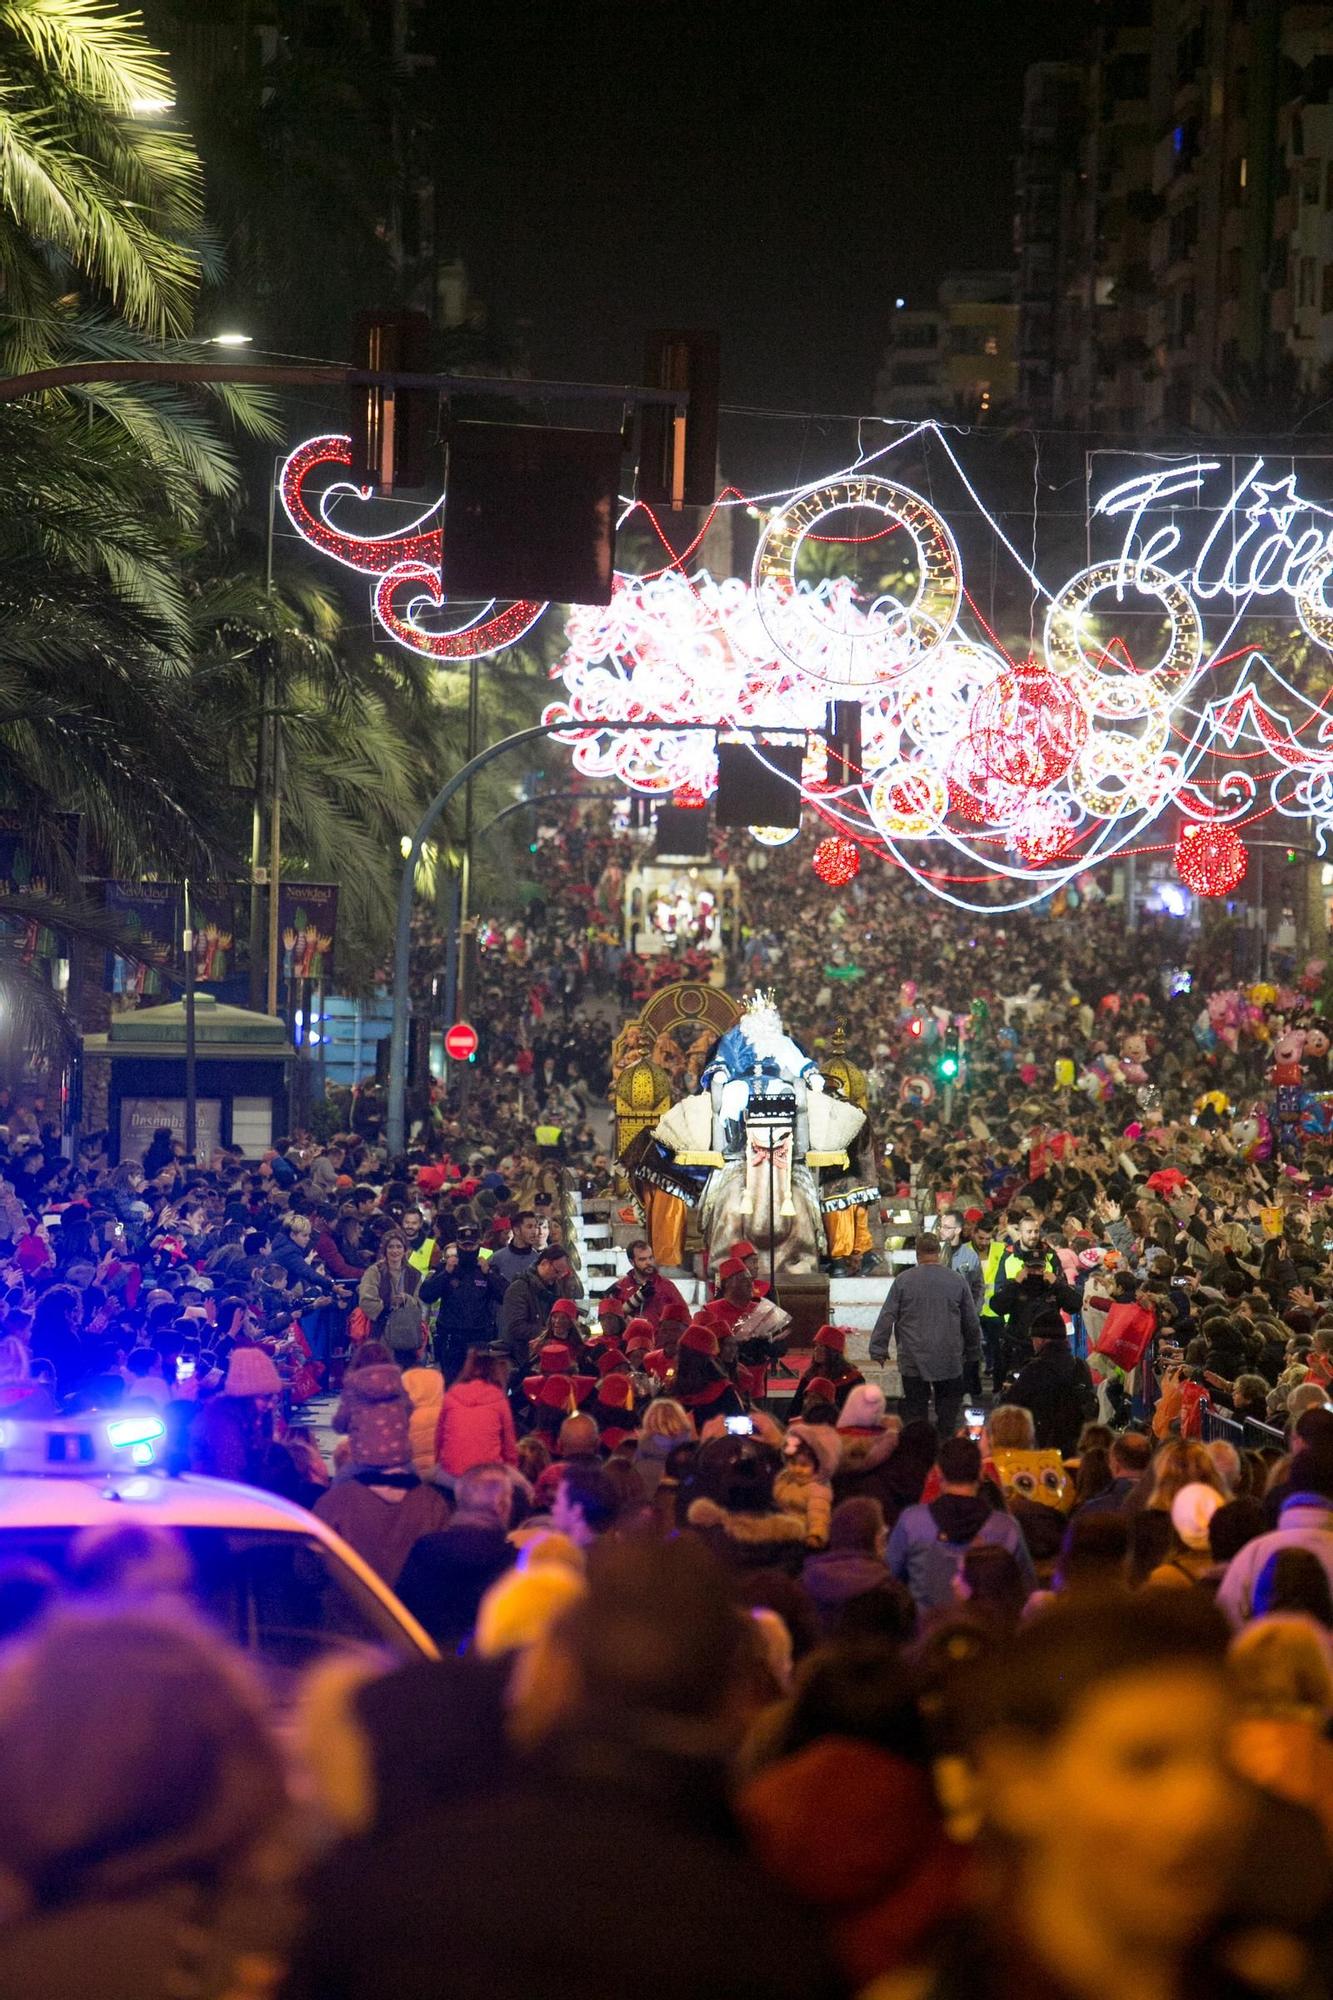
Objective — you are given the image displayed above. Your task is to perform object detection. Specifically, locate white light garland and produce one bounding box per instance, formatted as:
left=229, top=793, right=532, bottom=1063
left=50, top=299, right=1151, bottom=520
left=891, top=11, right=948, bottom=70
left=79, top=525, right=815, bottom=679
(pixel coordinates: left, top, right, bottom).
left=277, top=424, right=1333, bottom=914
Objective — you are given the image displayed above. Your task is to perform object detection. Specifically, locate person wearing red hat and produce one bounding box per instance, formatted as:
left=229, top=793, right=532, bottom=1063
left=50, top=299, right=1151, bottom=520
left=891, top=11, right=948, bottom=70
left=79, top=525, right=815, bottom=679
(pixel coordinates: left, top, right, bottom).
left=694, top=1262, right=790, bottom=1405
left=589, top=1368, right=639, bottom=1444
left=608, top=1240, right=689, bottom=1332
left=788, top=1325, right=864, bottom=1420
left=674, top=1321, right=745, bottom=1421
left=519, top=1371, right=596, bottom=1442
left=643, top=1311, right=688, bottom=1390
left=596, top=1296, right=629, bottom=1339
left=716, top=1239, right=771, bottom=1299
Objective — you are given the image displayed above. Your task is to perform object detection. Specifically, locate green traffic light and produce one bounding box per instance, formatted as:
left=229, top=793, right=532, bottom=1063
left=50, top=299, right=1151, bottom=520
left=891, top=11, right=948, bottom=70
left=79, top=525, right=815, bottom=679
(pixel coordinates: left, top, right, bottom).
left=939, top=1056, right=959, bottom=1079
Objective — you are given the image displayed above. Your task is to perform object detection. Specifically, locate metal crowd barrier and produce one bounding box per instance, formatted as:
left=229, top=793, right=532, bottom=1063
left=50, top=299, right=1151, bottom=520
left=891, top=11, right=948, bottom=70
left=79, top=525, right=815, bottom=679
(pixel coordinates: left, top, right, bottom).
left=1201, top=1407, right=1287, bottom=1451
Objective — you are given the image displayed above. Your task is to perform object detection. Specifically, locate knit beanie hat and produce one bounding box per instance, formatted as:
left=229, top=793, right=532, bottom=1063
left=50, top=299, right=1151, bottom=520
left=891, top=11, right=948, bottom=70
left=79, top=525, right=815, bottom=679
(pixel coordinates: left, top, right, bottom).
left=1171, top=1481, right=1223, bottom=1552
left=223, top=1346, right=282, bottom=1397
left=836, top=1383, right=887, bottom=1431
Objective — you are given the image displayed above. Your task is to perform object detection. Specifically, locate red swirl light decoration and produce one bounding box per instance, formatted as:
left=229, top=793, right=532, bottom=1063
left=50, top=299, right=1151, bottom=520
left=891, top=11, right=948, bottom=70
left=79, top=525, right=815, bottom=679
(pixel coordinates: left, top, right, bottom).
left=373, top=563, right=544, bottom=660
left=1175, top=822, right=1247, bottom=897
left=280, top=435, right=545, bottom=660
left=279, top=435, right=441, bottom=573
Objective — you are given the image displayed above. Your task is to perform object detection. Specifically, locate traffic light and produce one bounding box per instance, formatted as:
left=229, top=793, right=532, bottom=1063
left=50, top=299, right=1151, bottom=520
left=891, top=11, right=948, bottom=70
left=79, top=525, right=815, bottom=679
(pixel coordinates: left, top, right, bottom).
left=637, top=329, right=720, bottom=509
left=348, top=308, right=435, bottom=492
left=937, top=1024, right=961, bottom=1083
left=822, top=700, right=863, bottom=790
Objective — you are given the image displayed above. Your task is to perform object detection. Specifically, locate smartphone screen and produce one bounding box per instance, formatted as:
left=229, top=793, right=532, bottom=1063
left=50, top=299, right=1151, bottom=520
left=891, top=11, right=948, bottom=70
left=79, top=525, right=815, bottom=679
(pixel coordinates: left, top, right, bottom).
left=724, top=1415, right=754, bottom=1436
left=964, top=1406, right=985, bottom=1440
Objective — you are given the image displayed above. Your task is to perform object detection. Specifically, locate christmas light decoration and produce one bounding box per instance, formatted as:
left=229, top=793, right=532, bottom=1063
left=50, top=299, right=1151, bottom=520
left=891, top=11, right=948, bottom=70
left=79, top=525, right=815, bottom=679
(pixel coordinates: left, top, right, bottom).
left=812, top=835, right=861, bottom=885
left=748, top=824, right=800, bottom=845
left=753, top=476, right=961, bottom=687
left=964, top=655, right=1087, bottom=792
left=279, top=424, right=1333, bottom=914
left=279, top=434, right=545, bottom=662
left=1174, top=822, right=1248, bottom=897
left=673, top=783, right=708, bottom=808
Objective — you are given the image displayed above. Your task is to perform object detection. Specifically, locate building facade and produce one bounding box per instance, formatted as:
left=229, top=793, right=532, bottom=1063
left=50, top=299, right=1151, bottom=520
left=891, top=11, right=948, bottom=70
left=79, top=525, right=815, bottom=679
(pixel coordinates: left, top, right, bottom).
left=1015, top=0, right=1333, bottom=431
left=873, top=273, right=1019, bottom=420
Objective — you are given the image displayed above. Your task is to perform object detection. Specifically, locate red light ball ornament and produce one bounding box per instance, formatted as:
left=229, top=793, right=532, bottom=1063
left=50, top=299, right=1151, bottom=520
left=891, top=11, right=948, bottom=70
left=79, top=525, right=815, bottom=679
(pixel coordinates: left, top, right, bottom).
left=1174, top=822, right=1247, bottom=897
left=672, top=783, right=708, bottom=809
left=812, top=835, right=861, bottom=886
left=965, top=656, right=1087, bottom=793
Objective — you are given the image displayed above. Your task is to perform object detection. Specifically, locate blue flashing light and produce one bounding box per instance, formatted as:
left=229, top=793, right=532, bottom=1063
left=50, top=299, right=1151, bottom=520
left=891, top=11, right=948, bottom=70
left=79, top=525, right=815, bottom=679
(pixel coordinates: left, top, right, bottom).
left=107, top=1415, right=166, bottom=1451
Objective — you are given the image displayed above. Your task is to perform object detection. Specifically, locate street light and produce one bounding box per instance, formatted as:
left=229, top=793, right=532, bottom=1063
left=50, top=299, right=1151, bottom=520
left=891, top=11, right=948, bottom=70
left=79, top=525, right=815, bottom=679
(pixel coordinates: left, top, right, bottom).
left=128, top=94, right=175, bottom=115
left=208, top=331, right=253, bottom=347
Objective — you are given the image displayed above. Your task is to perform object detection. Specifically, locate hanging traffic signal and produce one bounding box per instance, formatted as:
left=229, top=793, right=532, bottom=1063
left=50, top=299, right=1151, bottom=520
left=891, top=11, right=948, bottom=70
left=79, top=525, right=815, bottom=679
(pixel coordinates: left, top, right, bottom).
left=937, top=1024, right=961, bottom=1082
left=348, top=308, right=436, bottom=492
left=637, top=329, right=720, bottom=509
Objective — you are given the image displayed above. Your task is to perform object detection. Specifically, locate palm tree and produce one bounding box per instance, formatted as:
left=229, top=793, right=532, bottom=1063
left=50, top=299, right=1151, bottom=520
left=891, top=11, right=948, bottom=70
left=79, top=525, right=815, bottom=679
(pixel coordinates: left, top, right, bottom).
left=0, top=0, right=212, bottom=351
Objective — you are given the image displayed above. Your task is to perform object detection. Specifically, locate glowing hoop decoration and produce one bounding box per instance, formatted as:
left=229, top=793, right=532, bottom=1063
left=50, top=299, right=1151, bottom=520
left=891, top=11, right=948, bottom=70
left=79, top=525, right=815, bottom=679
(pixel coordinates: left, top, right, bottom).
left=1175, top=821, right=1247, bottom=897
left=753, top=476, right=961, bottom=688
left=1044, top=561, right=1203, bottom=717
left=749, top=824, right=800, bottom=846
left=868, top=762, right=949, bottom=839
left=1295, top=545, right=1333, bottom=651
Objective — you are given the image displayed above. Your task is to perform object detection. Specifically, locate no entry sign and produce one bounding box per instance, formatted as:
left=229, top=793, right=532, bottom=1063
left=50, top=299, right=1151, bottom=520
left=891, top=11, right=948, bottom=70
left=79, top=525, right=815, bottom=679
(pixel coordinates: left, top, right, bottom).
left=444, top=1020, right=479, bottom=1061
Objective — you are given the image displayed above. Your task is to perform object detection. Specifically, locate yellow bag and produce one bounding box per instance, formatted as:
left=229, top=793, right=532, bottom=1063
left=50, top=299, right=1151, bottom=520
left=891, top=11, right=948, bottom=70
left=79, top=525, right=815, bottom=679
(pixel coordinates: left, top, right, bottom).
left=991, top=1446, right=1072, bottom=1514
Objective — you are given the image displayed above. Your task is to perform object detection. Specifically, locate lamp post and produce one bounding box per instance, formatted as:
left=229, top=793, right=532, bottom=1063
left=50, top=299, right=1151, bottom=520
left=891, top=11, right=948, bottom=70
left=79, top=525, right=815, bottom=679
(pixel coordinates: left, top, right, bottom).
left=182, top=877, right=197, bottom=1162
left=386, top=721, right=798, bottom=1157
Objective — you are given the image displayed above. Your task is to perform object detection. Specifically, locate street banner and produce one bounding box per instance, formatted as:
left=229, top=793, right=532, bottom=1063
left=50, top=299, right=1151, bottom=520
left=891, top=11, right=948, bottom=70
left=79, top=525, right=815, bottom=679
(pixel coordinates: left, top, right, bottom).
left=277, top=884, right=338, bottom=980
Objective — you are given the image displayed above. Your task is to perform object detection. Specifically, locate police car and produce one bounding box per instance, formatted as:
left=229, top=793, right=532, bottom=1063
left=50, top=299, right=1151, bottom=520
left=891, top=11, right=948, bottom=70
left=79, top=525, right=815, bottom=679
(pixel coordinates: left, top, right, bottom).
left=0, top=1412, right=436, bottom=1685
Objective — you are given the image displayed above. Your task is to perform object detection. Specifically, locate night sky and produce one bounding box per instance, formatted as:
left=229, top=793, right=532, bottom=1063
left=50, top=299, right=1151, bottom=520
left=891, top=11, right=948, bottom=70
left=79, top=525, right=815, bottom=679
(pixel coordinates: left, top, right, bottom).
left=434, top=2, right=1093, bottom=436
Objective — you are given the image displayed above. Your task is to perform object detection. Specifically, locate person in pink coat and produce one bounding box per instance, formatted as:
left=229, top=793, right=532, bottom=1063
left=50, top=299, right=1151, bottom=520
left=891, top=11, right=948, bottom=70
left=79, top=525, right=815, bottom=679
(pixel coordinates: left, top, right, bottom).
left=435, top=1348, right=518, bottom=1478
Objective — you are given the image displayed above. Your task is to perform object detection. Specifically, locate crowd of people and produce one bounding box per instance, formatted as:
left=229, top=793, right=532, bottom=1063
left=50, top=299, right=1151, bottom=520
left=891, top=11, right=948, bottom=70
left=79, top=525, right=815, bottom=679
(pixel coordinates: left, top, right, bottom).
left=0, top=810, right=1330, bottom=1992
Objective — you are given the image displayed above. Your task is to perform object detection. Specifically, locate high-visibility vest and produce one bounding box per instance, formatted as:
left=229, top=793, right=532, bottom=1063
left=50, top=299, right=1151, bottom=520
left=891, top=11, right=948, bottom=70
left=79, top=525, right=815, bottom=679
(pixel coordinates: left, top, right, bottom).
left=408, top=1237, right=436, bottom=1278
left=535, top=1124, right=562, bottom=1147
